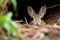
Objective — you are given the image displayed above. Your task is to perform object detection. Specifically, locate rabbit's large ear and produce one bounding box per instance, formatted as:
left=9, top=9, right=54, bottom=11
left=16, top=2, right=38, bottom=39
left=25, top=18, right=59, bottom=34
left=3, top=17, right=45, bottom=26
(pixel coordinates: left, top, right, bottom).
left=27, top=6, right=36, bottom=18
left=38, top=6, right=46, bottom=18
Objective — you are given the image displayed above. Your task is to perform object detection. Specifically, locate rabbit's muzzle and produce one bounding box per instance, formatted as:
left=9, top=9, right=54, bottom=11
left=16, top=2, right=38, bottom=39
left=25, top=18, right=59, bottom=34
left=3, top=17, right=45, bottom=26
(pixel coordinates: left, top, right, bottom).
left=31, top=20, right=42, bottom=26
left=30, top=20, right=46, bottom=27
left=34, top=22, right=41, bottom=26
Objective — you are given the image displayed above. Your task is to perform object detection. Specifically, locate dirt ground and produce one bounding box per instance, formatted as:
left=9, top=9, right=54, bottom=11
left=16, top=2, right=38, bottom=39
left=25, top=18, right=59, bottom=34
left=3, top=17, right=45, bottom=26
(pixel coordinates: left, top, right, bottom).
left=6, top=22, right=60, bottom=40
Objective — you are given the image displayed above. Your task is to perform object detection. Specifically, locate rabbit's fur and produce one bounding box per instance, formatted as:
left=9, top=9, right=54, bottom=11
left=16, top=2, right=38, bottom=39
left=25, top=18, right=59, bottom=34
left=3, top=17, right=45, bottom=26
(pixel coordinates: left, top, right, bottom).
left=27, top=6, right=46, bottom=26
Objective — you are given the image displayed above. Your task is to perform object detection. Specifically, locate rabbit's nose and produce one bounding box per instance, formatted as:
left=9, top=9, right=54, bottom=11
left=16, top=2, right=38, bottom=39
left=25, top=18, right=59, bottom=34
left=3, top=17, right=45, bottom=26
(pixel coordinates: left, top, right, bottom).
left=36, top=23, right=39, bottom=26
left=36, top=23, right=40, bottom=26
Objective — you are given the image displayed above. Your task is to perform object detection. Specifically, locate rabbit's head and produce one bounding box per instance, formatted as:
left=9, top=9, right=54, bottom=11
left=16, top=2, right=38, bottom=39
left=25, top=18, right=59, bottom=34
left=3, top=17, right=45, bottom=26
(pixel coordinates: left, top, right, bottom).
left=27, top=6, right=46, bottom=26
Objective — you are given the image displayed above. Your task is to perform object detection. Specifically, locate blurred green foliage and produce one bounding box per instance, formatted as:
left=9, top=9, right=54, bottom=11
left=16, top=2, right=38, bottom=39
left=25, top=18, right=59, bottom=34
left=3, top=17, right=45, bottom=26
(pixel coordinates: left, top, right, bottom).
left=0, top=0, right=17, bottom=11
left=0, top=12, right=19, bottom=40
left=0, top=0, right=19, bottom=40
left=10, top=0, right=17, bottom=11
left=0, top=0, right=4, bottom=9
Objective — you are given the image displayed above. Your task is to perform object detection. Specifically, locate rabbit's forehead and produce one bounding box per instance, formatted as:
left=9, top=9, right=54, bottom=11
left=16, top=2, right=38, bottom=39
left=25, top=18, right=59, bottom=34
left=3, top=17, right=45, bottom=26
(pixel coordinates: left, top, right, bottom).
left=34, top=15, right=41, bottom=19
left=34, top=19, right=41, bottom=22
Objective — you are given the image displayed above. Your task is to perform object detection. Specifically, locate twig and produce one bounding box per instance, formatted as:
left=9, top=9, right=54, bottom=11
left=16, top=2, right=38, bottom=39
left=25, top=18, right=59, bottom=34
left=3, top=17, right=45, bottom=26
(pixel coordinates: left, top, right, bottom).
left=47, top=4, right=60, bottom=9
left=24, top=16, right=28, bottom=24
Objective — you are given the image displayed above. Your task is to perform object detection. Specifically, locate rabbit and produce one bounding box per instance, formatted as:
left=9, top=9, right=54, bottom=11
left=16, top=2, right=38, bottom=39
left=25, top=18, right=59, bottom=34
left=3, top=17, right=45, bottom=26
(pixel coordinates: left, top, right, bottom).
left=27, top=6, right=47, bottom=26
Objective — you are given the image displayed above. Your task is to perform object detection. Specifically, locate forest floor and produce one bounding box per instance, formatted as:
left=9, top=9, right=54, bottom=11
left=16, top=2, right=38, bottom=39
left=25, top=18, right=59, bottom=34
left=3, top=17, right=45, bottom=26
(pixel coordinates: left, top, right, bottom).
left=7, top=22, right=60, bottom=40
